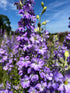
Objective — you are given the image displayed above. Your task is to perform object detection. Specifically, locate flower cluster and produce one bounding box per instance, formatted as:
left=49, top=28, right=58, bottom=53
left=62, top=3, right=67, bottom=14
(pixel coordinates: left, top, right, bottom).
left=0, top=0, right=70, bottom=93
left=15, top=0, right=36, bottom=37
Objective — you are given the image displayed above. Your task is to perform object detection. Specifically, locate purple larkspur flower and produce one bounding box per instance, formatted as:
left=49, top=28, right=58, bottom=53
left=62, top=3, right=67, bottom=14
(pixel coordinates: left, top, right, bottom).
left=3, top=55, right=7, bottom=61
left=0, top=89, right=13, bottom=93
left=3, top=66, right=8, bottom=71
left=30, top=74, right=39, bottom=82
left=66, top=33, right=70, bottom=40
left=31, top=15, right=36, bottom=21
left=6, top=80, right=11, bottom=90
left=0, top=83, right=3, bottom=88
left=43, top=30, right=49, bottom=40
left=47, top=82, right=59, bottom=90
left=41, top=67, right=53, bottom=81
left=27, top=68, right=31, bottom=74
left=35, top=82, right=47, bottom=92
left=31, top=58, right=44, bottom=71
left=63, top=33, right=70, bottom=49
left=15, top=0, right=36, bottom=32
left=35, top=42, right=47, bottom=55
left=58, top=74, right=70, bottom=93
left=30, top=33, right=42, bottom=44
left=18, top=70, right=23, bottom=76
left=54, top=71, right=63, bottom=82
left=40, top=72, right=45, bottom=79
left=13, top=84, right=19, bottom=90
left=28, top=87, right=38, bottom=93
left=0, top=48, right=5, bottom=54
left=46, top=72, right=53, bottom=81
left=21, top=75, right=30, bottom=88
left=19, top=5, right=31, bottom=19
left=16, top=56, right=30, bottom=68
left=23, top=43, right=32, bottom=51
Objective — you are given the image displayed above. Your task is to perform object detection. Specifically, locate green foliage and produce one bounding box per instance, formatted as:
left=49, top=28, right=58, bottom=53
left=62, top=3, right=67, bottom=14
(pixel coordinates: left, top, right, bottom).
left=0, top=65, right=3, bottom=84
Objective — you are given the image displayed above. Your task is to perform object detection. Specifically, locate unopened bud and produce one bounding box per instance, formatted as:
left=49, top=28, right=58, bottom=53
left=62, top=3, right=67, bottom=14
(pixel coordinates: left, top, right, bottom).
left=34, top=27, right=39, bottom=32
left=41, top=6, right=47, bottom=14
left=42, top=21, right=47, bottom=25
left=64, top=51, right=69, bottom=58
left=20, top=1, right=23, bottom=6
left=41, top=2, right=44, bottom=8
left=43, top=6, right=47, bottom=11
left=36, top=15, right=39, bottom=19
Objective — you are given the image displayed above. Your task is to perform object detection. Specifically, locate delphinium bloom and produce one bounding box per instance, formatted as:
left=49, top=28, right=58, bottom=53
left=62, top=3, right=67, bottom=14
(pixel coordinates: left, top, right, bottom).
left=16, top=56, right=31, bottom=68
left=0, top=89, right=13, bottom=93
left=0, top=48, right=6, bottom=63
left=63, top=33, right=70, bottom=49
left=0, top=30, right=21, bottom=92
left=14, top=0, right=51, bottom=92
left=30, top=74, right=39, bottom=82
left=6, top=80, right=11, bottom=90
left=42, top=30, right=49, bottom=42
left=30, top=32, right=42, bottom=44
left=12, top=84, right=20, bottom=90
left=35, top=42, right=47, bottom=55
left=20, top=75, right=30, bottom=88
left=0, top=35, right=18, bottom=68
left=39, top=66, right=53, bottom=82
left=53, top=70, right=63, bottom=83
left=19, top=5, right=32, bottom=19
left=28, top=87, right=38, bottom=93
left=44, top=70, right=64, bottom=93
left=16, top=0, right=36, bottom=34
left=35, top=81, right=47, bottom=92
left=0, top=48, right=6, bottom=54
left=58, top=74, right=70, bottom=93
left=30, top=57, right=44, bottom=71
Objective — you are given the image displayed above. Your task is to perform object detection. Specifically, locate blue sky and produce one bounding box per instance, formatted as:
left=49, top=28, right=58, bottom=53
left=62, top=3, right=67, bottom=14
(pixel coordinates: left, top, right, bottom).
left=0, top=0, right=70, bottom=33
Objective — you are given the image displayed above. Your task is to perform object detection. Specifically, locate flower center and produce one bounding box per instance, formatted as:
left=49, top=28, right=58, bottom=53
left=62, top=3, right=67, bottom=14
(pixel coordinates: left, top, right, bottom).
left=64, top=80, right=68, bottom=85
left=24, top=79, right=28, bottom=82
left=40, top=47, right=42, bottom=49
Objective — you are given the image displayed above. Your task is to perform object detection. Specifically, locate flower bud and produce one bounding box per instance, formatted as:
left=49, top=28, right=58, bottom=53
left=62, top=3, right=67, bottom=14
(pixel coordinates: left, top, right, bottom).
left=19, top=1, right=23, bottom=7
left=36, top=15, right=39, bottom=19
left=42, top=21, right=47, bottom=25
left=34, top=27, right=42, bottom=32
left=64, top=51, right=69, bottom=58
left=41, top=2, right=44, bottom=8
left=34, top=27, right=39, bottom=32
left=41, top=6, right=47, bottom=14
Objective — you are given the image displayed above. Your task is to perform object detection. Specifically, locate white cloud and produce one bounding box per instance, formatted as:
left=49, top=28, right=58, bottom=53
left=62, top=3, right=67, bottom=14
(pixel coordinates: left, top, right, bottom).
left=0, top=0, right=8, bottom=10
left=0, top=0, right=17, bottom=11
left=46, top=20, right=50, bottom=23
left=9, top=3, right=16, bottom=10
left=45, top=1, right=70, bottom=33
left=47, top=1, right=68, bottom=11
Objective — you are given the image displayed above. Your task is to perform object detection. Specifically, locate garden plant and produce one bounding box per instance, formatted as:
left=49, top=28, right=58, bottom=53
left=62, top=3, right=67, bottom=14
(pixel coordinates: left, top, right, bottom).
left=0, top=0, right=70, bottom=93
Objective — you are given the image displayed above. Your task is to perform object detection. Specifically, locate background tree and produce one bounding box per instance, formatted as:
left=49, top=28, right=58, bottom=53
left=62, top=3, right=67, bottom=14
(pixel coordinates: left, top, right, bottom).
left=0, top=14, right=11, bottom=35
